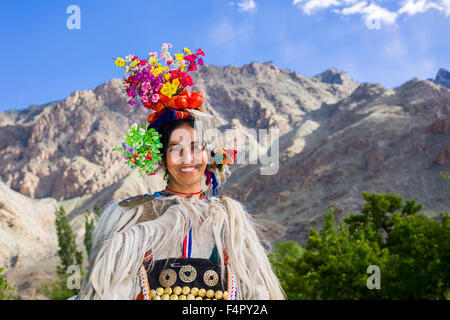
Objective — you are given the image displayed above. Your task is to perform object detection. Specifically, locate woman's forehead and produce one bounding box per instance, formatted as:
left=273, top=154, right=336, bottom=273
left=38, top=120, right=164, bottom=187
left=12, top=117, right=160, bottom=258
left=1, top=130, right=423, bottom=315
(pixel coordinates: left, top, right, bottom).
left=169, top=126, right=199, bottom=144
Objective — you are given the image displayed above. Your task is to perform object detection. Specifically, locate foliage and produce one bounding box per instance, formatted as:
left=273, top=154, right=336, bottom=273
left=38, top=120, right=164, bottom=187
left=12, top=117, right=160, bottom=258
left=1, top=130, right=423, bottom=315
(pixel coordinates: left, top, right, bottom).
left=41, top=269, right=85, bottom=300
left=54, top=205, right=83, bottom=277
left=382, top=212, right=450, bottom=299
left=441, top=171, right=450, bottom=187
left=270, top=192, right=450, bottom=300
left=344, top=192, right=421, bottom=239
left=83, top=204, right=103, bottom=261
left=0, top=268, right=18, bottom=300
left=43, top=203, right=101, bottom=300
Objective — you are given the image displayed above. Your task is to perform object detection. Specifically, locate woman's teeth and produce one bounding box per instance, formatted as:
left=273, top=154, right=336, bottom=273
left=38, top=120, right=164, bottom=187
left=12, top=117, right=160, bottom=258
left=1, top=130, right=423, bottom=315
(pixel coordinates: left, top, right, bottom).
left=180, top=167, right=196, bottom=172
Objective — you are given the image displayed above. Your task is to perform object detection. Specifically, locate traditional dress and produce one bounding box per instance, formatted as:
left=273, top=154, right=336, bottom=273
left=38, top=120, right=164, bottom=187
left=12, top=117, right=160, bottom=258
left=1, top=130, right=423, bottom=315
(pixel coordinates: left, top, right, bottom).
left=77, top=189, right=284, bottom=300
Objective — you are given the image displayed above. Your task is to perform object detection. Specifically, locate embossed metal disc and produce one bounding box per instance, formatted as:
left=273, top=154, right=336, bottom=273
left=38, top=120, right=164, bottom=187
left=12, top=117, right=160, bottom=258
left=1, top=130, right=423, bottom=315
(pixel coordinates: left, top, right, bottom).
left=179, top=265, right=197, bottom=283
left=159, top=268, right=177, bottom=287
left=203, top=270, right=219, bottom=287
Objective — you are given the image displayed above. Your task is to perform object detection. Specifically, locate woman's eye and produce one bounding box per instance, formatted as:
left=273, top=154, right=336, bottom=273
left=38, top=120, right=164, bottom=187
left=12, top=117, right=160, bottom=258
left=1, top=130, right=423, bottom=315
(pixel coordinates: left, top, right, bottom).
left=171, top=147, right=182, bottom=153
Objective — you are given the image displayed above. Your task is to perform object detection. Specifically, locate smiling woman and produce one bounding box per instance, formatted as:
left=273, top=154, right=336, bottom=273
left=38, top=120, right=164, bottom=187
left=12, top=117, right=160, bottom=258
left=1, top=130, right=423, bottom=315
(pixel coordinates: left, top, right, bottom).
left=158, top=119, right=209, bottom=197
left=76, top=44, right=284, bottom=300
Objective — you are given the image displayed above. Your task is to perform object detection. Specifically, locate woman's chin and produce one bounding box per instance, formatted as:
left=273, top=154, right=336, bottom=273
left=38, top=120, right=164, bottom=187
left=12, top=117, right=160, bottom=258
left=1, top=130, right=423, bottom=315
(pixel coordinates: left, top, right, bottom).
left=176, top=170, right=202, bottom=183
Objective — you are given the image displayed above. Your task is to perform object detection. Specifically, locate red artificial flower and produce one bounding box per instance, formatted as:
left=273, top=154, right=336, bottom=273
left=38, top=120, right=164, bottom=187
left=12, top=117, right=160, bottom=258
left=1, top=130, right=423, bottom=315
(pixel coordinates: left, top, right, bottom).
left=196, top=48, right=205, bottom=56
left=139, top=59, right=147, bottom=66
left=185, top=74, right=194, bottom=86
left=188, top=61, right=197, bottom=72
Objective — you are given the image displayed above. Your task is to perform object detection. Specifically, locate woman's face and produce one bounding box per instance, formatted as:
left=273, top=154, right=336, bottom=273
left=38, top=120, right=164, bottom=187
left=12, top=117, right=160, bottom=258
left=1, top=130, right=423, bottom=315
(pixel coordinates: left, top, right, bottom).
left=164, top=123, right=208, bottom=187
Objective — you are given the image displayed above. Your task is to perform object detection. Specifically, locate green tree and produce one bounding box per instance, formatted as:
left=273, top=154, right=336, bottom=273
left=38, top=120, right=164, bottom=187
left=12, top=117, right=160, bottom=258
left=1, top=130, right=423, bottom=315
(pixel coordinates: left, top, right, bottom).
left=345, top=192, right=422, bottom=243
left=42, top=205, right=83, bottom=300
left=268, top=241, right=303, bottom=299
left=270, top=192, right=449, bottom=300
left=55, top=205, right=82, bottom=277
left=0, top=268, right=17, bottom=300
left=383, top=212, right=450, bottom=299
left=440, top=171, right=450, bottom=187
left=83, top=204, right=103, bottom=260
left=270, top=205, right=390, bottom=299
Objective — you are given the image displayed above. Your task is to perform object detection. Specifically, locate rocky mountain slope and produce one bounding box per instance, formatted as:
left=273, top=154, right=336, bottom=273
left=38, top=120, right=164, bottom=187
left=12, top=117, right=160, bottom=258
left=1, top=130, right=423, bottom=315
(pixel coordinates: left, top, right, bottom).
left=0, top=63, right=449, bottom=299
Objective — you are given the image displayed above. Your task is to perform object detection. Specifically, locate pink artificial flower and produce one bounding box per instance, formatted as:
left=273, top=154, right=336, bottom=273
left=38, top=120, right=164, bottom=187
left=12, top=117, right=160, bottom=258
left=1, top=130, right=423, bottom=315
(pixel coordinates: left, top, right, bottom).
left=142, top=82, right=151, bottom=92
left=198, top=57, right=204, bottom=66
left=151, top=94, right=160, bottom=103
left=149, top=52, right=158, bottom=58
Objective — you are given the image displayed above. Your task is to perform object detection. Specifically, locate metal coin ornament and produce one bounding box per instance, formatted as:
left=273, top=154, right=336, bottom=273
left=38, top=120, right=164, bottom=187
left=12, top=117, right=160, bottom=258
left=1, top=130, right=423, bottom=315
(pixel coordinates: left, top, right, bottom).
left=159, top=269, right=177, bottom=288
left=179, top=265, right=197, bottom=283
left=203, top=270, right=219, bottom=287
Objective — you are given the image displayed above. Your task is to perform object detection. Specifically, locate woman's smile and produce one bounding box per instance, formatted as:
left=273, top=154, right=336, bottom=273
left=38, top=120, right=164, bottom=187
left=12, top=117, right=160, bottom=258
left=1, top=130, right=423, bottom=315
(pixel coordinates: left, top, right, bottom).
left=179, top=165, right=199, bottom=174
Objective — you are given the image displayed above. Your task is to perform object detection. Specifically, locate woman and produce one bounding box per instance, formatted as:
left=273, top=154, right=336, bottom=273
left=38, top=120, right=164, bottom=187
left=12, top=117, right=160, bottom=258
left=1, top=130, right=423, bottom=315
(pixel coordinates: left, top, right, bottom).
left=77, top=45, right=284, bottom=300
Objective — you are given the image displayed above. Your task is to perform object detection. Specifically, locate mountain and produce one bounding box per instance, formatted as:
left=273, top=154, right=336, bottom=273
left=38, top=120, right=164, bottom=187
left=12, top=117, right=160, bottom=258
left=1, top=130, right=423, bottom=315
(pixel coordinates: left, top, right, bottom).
left=432, top=68, right=450, bottom=89
left=0, top=62, right=449, bottom=299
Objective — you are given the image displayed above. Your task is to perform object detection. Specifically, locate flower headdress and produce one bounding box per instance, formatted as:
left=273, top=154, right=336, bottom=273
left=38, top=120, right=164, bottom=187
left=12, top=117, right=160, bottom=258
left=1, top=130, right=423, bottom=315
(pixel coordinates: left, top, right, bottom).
left=112, top=43, right=237, bottom=196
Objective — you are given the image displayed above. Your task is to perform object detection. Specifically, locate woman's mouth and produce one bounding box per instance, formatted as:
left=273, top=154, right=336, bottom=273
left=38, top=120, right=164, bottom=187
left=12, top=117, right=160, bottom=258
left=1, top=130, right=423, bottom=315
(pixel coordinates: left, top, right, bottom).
left=179, top=166, right=198, bottom=173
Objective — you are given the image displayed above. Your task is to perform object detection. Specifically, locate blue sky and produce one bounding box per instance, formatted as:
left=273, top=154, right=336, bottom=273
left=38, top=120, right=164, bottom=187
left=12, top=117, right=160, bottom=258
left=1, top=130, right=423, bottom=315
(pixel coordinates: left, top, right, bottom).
left=0, top=0, right=449, bottom=112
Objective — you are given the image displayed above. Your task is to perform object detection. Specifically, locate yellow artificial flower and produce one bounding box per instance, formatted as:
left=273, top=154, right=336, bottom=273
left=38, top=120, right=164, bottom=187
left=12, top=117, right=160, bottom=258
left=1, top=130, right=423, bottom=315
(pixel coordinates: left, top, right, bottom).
left=149, top=57, right=158, bottom=64
left=161, top=82, right=177, bottom=98
left=179, top=64, right=186, bottom=71
left=164, top=73, right=172, bottom=81
left=183, top=47, right=191, bottom=55
left=172, top=78, right=180, bottom=87
left=155, top=63, right=162, bottom=68
left=115, top=57, right=126, bottom=68
left=175, top=53, right=184, bottom=61
left=151, top=67, right=162, bottom=77
left=130, top=60, right=139, bottom=67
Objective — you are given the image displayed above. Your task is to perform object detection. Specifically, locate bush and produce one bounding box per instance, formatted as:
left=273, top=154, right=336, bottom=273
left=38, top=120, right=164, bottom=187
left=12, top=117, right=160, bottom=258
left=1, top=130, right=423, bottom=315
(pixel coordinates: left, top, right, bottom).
left=270, top=192, right=450, bottom=300
left=0, top=268, right=17, bottom=300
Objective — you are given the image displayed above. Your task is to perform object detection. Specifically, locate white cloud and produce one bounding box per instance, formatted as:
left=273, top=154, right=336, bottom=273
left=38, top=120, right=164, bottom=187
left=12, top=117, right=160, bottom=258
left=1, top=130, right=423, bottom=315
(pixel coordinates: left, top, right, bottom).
left=441, top=0, right=450, bottom=15
left=292, top=0, right=450, bottom=21
left=293, top=0, right=342, bottom=15
left=231, top=0, right=257, bottom=14
left=340, top=1, right=398, bottom=25
left=398, top=0, right=444, bottom=16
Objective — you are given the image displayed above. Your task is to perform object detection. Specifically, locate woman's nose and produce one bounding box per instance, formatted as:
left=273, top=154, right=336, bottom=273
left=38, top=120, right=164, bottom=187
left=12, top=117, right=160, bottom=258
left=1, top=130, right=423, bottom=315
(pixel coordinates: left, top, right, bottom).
left=182, top=146, right=194, bottom=163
